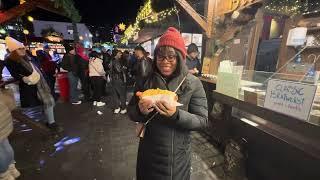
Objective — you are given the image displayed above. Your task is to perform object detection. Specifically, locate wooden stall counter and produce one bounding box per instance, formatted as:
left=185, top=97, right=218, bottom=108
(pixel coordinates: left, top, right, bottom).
left=198, top=76, right=217, bottom=84
left=209, top=90, right=320, bottom=180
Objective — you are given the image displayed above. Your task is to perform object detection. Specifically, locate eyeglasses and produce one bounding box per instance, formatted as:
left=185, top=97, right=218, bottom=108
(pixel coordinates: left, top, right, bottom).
left=156, top=54, right=177, bottom=62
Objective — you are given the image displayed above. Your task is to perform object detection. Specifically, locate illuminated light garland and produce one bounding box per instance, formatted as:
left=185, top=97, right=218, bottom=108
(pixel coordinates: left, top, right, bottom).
left=119, top=23, right=126, bottom=31
left=121, top=0, right=177, bottom=44
left=265, top=0, right=320, bottom=16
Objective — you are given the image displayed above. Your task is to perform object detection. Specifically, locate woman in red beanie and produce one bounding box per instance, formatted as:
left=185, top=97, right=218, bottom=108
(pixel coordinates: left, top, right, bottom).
left=128, top=27, right=208, bottom=180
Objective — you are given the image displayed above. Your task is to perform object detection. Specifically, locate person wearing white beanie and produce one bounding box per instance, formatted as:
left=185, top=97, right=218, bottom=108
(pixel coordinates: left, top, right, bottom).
left=5, top=37, right=25, bottom=53
left=3, top=37, right=62, bottom=133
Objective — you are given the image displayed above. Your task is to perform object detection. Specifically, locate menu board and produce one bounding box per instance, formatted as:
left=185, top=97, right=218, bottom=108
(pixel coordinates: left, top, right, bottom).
left=264, top=79, right=317, bottom=121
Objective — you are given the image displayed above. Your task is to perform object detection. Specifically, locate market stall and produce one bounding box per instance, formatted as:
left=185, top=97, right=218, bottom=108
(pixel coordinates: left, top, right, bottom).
left=173, top=0, right=320, bottom=179
left=27, top=42, right=66, bottom=60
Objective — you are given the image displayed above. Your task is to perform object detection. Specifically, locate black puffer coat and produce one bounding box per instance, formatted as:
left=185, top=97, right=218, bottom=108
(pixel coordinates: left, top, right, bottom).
left=4, top=56, right=42, bottom=108
left=128, top=58, right=208, bottom=180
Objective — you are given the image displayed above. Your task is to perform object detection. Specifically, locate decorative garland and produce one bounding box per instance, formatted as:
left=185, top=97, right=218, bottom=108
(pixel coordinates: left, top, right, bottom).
left=54, top=0, right=81, bottom=22
left=265, top=0, right=320, bottom=16
left=121, top=0, right=177, bottom=44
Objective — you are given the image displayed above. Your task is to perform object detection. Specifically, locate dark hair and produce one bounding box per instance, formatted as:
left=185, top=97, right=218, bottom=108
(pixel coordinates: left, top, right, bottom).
left=89, top=51, right=100, bottom=58
left=64, top=43, right=73, bottom=53
left=134, top=45, right=146, bottom=53
left=187, top=43, right=199, bottom=54
left=112, top=49, right=122, bottom=58
left=36, top=50, right=45, bottom=57
left=43, top=44, right=50, bottom=49
left=8, top=51, right=22, bottom=61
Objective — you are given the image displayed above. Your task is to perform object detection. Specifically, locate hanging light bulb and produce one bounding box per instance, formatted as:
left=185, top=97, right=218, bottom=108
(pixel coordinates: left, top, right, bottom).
left=23, top=29, right=29, bottom=35
left=0, top=29, right=6, bottom=34
left=27, top=16, right=34, bottom=22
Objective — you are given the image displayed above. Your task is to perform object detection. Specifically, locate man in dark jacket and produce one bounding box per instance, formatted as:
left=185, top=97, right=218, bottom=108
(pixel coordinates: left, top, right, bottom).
left=128, top=27, right=208, bottom=180
left=37, top=48, right=57, bottom=98
left=61, top=46, right=82, bottom=105
left=186, top=43, right=202, bottom=76
left=110, top=50, right=128, bottom=114
left=132, top=46, right=153, bottom=88
left=101, top=47, right=112, bottom=73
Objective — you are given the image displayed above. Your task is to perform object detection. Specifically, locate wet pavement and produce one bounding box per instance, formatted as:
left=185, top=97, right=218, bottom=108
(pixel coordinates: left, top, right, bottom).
left=10, top=94, right=229, bottom=180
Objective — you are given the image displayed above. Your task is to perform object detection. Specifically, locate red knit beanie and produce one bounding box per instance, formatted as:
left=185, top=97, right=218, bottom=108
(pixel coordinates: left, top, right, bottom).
left=155, top=27, right=187, bottom=60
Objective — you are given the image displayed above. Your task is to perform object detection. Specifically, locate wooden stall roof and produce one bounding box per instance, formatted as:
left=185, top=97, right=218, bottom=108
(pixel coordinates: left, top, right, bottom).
left=0, top=0, right=66, bottom=24
left=131, top=27, right=166, bottom=44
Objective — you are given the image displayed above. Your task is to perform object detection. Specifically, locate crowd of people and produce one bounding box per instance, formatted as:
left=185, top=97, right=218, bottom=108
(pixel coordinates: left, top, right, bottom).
left=0, top=27, right=206, bottom=180
left=59, top=43, right=154, bottom=113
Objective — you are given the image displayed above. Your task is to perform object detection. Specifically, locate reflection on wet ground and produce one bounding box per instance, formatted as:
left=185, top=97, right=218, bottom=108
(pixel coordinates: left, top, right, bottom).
left=10, top=94, right=228, bottom=180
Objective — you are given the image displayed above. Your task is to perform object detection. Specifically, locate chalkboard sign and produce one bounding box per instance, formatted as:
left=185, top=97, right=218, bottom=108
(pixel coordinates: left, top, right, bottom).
left=264, top=79, right=317, bottom=121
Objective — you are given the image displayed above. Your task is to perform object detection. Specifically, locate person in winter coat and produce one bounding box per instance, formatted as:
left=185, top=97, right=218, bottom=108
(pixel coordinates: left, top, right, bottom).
left=128, top=27, right=208, bottom=180
left=186, top=43, right=201, bottom=76
left=100, top=47, right=111, bottom=96
left=76, top=44, right=90, bottom=101
left=132, top=46, right=153, bottom=88
left=101, top=47, right=112, bottom=68
left=36, top=49, right=57, bottom=98
left=0, top=92, right=20, bottom=180
left=4, top=37, right=62, bottom=132
left=60, top=45, right=82, bottom=105
left=89, top=51, right=106, bottom=107
left=111, top=50, right=127, bottom=114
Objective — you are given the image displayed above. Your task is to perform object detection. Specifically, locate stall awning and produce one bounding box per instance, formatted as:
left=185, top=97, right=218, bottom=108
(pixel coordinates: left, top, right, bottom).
left=132, top=27, right=167, bottom=44
left=0, top=0, right=65, bottom=24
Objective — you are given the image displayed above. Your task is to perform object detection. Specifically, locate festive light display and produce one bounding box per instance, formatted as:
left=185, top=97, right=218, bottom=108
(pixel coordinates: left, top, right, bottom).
left=121, top=0, right=177, bottom=44
left=54, top=0, right=81, bottom=22
left=27, top=16, right=34, bottom=22
left=265, top=0, right=301, bottom=15
left=23, top=29, right=29, bottom=35
left=302, top=0, right=320, bottom=15
left=119, top=23, right=126, bottom=31
left=265, top=0, right=320, bottom=16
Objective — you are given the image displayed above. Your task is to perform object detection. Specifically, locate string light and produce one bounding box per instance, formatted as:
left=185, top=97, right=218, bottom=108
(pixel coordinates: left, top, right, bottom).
left=27, top=16, right=34, bottom=22
left=121, top=0, right=177, bottom=44
left=265, top=0, right=320, bottom=16
left=0, top=29, right=6, bottom=34
left=119, top=23, right=126, bottom=31
left=23, top=29, right=29, bottom=35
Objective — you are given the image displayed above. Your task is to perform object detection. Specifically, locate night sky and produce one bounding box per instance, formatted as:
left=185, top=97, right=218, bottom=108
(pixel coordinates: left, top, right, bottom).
left=74, top=0, right=144, bottom=26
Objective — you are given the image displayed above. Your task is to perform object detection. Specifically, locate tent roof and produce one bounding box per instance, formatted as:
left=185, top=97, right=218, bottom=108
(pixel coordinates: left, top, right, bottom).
left=0, top=0, right=66, bottom=24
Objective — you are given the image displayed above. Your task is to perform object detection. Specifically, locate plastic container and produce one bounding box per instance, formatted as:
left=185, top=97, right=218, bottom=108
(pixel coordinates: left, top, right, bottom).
left=57, top=72, right=70, bottom=102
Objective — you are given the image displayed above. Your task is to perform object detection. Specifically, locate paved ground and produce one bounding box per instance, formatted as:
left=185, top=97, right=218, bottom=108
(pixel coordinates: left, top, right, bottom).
left=9, top=92, right=228, bottom=180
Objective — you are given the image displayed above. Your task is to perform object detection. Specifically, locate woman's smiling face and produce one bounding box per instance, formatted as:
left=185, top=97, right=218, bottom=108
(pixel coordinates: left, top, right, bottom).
left=156, top=47, right=177, bottom=77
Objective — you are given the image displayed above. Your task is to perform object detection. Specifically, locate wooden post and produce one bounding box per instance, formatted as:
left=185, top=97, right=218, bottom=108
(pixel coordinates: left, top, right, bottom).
left=247, top=9, right=264, bottom=70
left=277, top=18, right=294, bottom=73
left=175, top=0, right=208, bottom=34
